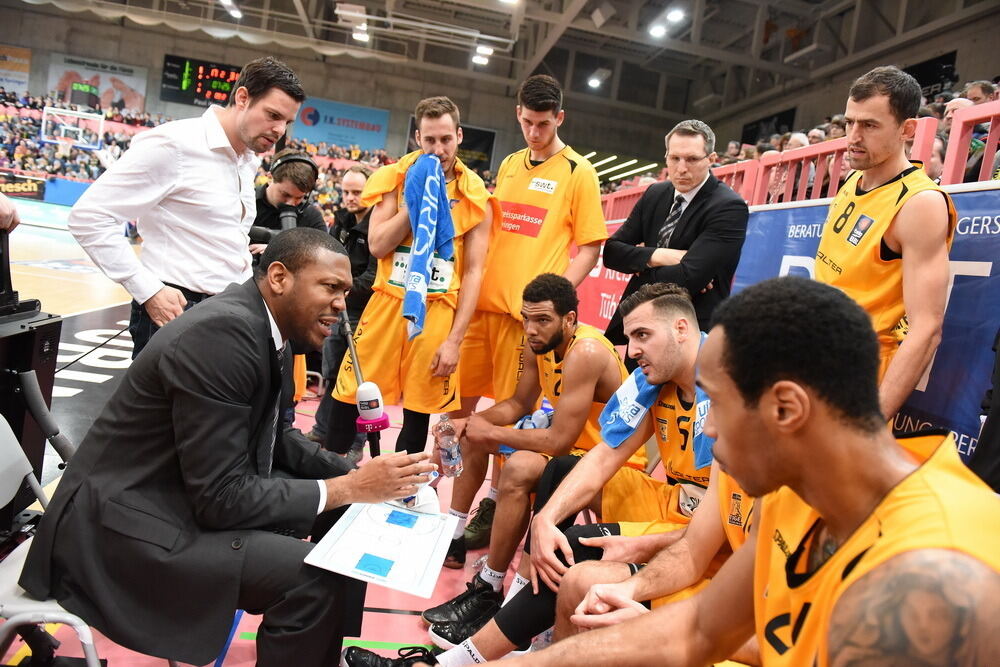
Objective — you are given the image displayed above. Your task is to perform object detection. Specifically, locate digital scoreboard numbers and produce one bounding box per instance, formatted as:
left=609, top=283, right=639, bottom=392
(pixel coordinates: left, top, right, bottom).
left=160, top=54, right=241, bottom=107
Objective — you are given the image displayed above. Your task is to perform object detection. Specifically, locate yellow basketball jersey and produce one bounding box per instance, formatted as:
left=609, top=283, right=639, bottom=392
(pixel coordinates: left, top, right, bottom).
left=361, top=150, right=497, bottom=309
left=478, top=146, right=607, bottom=318
left=753, top=432, right=1000, bottom=667
left=717, top=469, right=753, bottom=552
left=651, top=384, right=713, bottom=488
left=536, top=324, right=645, bottom=468
left=815, top=163, right=956, bottom=351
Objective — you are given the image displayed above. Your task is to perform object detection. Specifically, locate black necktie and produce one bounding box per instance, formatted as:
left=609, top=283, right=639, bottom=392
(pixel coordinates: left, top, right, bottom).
left=262, top=347, right=285, bottom=477
left=657, top=194, right=686, bottom=247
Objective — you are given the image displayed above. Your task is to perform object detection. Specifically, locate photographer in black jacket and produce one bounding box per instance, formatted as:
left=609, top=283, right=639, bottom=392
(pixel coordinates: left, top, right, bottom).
left=250, top=149, right=325, bottom=257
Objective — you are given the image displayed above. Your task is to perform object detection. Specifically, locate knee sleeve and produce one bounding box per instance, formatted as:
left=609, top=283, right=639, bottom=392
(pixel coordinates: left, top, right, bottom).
left=325, top=399, right=359, bottom=454
left=396, top=409, right=431, bottom=455
left=524, top=455, right=583, bottom=554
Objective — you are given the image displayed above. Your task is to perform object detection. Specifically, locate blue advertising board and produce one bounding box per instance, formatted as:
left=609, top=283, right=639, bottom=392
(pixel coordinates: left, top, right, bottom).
left=292, top=97, right=389, bottom=150
left=732, top=183, right=1000, bottom=461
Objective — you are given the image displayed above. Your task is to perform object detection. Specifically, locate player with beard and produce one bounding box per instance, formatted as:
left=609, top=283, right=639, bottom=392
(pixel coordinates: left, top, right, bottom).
left=68, top=56, right=305, bottom=357
left=413, top=274, right=644, bottom=649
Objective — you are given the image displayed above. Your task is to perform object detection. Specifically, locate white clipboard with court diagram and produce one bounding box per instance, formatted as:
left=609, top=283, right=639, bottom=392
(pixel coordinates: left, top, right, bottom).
left=304, top=502, right=458, bottom=598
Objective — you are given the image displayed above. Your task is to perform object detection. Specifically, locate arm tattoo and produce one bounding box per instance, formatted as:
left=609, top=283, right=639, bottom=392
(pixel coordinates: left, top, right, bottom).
left=828, top=549, right=1000, bottom=666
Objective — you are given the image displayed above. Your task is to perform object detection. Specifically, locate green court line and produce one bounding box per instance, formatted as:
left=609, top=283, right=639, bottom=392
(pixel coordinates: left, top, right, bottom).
left=237, top=631, right=430, bottom=652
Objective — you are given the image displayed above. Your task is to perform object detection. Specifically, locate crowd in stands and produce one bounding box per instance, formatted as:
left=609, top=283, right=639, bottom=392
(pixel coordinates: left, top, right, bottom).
left=3, top=76, right=998, bottom=203
left=601, top=76, right=999, bottom=194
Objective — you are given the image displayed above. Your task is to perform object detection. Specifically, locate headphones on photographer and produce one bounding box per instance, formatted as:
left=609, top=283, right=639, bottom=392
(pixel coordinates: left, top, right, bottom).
left=269, top=152, right=319, bottom=181
left=268, top=152, right=319, bottom=212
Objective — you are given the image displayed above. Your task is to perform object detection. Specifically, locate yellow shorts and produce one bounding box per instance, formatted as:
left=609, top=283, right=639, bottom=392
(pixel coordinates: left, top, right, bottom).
left=459, top=310, right=525, bottom=400
left=333, top=292, right=461, bottom=414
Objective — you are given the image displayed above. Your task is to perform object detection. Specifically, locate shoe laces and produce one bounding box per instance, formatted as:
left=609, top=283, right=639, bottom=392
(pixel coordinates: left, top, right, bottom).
left=466, top=498, right=495, bottom=531
left=397, top=646, right=436, bottom=665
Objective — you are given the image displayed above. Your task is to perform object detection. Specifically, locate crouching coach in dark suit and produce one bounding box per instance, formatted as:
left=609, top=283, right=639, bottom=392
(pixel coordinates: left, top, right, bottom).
left=604, top=119, right=748, bottom=356
left=19, top=228, right=436, bottom=666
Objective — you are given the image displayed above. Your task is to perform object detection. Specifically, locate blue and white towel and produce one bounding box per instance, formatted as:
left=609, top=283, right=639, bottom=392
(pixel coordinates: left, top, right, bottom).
left=401, top=154, right=455, bottom=339
left=600, top=333, right=715, bottom=470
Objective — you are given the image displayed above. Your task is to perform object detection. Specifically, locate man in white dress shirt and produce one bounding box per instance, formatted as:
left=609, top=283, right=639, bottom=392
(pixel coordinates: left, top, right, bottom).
left=68, top=56, right=306, bottom=357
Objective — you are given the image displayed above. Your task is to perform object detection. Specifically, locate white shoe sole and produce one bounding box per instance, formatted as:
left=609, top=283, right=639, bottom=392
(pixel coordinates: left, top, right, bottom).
left=427, top=625, right=459, bottom=650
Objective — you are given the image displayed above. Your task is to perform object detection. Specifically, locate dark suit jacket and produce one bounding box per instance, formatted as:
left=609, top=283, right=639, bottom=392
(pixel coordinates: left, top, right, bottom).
left=20, top=279, right=352, bottom=664
left=603, top=175, right=749, bottom=343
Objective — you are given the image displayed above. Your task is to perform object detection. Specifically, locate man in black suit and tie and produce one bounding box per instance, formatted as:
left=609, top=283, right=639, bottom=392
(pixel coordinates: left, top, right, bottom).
left=603, top=119, right=749, bottom=359
left=20, top=228, right=437, bottom=666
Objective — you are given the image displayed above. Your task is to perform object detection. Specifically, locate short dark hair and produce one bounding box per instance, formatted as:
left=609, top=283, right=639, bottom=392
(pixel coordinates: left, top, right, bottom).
left=270, top=148, right=318, bottom=192
left=414, top=96, right=460, bottom=129
left=231, top=56, right=305, bottom=107
left=666, top=119, right=716, bottom=155
left=255, top=227, right=346, bottom=278
left=522, top=273, right=578, bottom=316
left=849, top=66, right=921, bottom=124
left=964, top=80, right=996, bottom=98
left=710, top=276, right=884, bottom=432
left=618, top=283, right=696, bottom=323
left=345, top=164, right=372, bottom=179
left=517, top=75, right=563, bottom=114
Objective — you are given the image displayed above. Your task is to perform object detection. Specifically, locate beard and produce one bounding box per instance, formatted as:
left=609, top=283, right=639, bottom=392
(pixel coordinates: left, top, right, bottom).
left=532, top=328, right=565, bottom=356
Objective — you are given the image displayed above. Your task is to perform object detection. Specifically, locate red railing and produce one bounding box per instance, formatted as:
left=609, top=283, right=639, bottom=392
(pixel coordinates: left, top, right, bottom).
left=712, top=159, right=761, bottom=202
left=941, top=99, right=1000, bottom=185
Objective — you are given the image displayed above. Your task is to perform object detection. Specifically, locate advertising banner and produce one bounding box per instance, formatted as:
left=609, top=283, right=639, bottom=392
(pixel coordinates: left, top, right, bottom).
left=0, top=45, right=31, bottom=94
left=729, top=185, right=1000, bottom=460
left=293, top=97, right=389, bottom=151
left=47, top=53, right=148, bottom=112
left=0, top=169, right=45, bottom=199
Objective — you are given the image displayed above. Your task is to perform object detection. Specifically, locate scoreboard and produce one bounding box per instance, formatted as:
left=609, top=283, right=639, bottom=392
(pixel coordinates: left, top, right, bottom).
left=160, top=54, right=241, bottom=107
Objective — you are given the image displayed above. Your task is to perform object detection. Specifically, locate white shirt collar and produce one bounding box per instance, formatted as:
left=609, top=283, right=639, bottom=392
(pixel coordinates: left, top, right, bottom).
left=677, top=171, right=711, bottom=205
left=204, top=105, right=255, bottom=163
left=261, top=297, right=285, bottom=352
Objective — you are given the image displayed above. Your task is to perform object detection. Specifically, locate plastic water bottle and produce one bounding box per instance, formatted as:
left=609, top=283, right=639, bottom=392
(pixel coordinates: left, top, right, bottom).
left=434, top=415, right=463, bottom=477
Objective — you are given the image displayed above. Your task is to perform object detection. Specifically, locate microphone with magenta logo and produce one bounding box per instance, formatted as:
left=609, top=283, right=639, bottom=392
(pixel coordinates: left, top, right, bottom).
left=343, top=316, right=389, bottom=455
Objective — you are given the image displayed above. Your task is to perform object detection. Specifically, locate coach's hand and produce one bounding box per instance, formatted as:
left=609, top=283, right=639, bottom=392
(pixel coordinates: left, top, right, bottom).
left=0, top=193, right=20, bottom=231
left=430, top=339, right=460, bottom=377
left=144, top=285, right=187, bottom=327
left=529, top=514, right=575, bottom=594
left=572, top=583, right=648, bottom=630
left=333, top=452, right=436, bottom=508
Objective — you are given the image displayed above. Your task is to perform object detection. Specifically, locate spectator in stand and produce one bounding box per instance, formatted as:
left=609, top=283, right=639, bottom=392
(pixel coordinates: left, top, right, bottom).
left=828, top=115, right=847, bottom=138
left=926, top=134, right=947, bottom=183
left=807, top=127, right=826, bottom=144
left=725, top=140, right=741, bottom=159
left=964, top=80, right=998, bottom=105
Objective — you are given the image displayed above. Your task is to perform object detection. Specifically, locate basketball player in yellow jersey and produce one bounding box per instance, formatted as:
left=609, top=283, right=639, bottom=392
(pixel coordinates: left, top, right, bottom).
left=815, top=66, right=956, bottom=419
left=448, top=75, right=608, bottom=553
left=327, top=97, right=496, bottom=457
left=477, top=277, right=1000, bottom=667
left=419, top=274, right=644, bottom=649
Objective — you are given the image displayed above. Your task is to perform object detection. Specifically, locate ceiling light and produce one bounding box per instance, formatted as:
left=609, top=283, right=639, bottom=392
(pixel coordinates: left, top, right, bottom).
left=596, top=159, right=638, bottom=177
left=352, top=30, right=370, bottom=42
left=219, top=0, right=232, bottom=6
left=582, top=151, right=597, bottom=159
left=472, top=55, right=489, bottom=66
left=499, top=0, right=518, bottom=4
left=588, top=67, right=612, bottom=89
left=358, top=22, right=367, bottom=30
left=476, top=45, right=494, bottom=56
left=590, top=154, right=617, bottom=168
left=649, top=24, right=667, bottom=38
left=666, top=9, right=685, bottom=23
left=228, top=7, right=242, bottom=18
